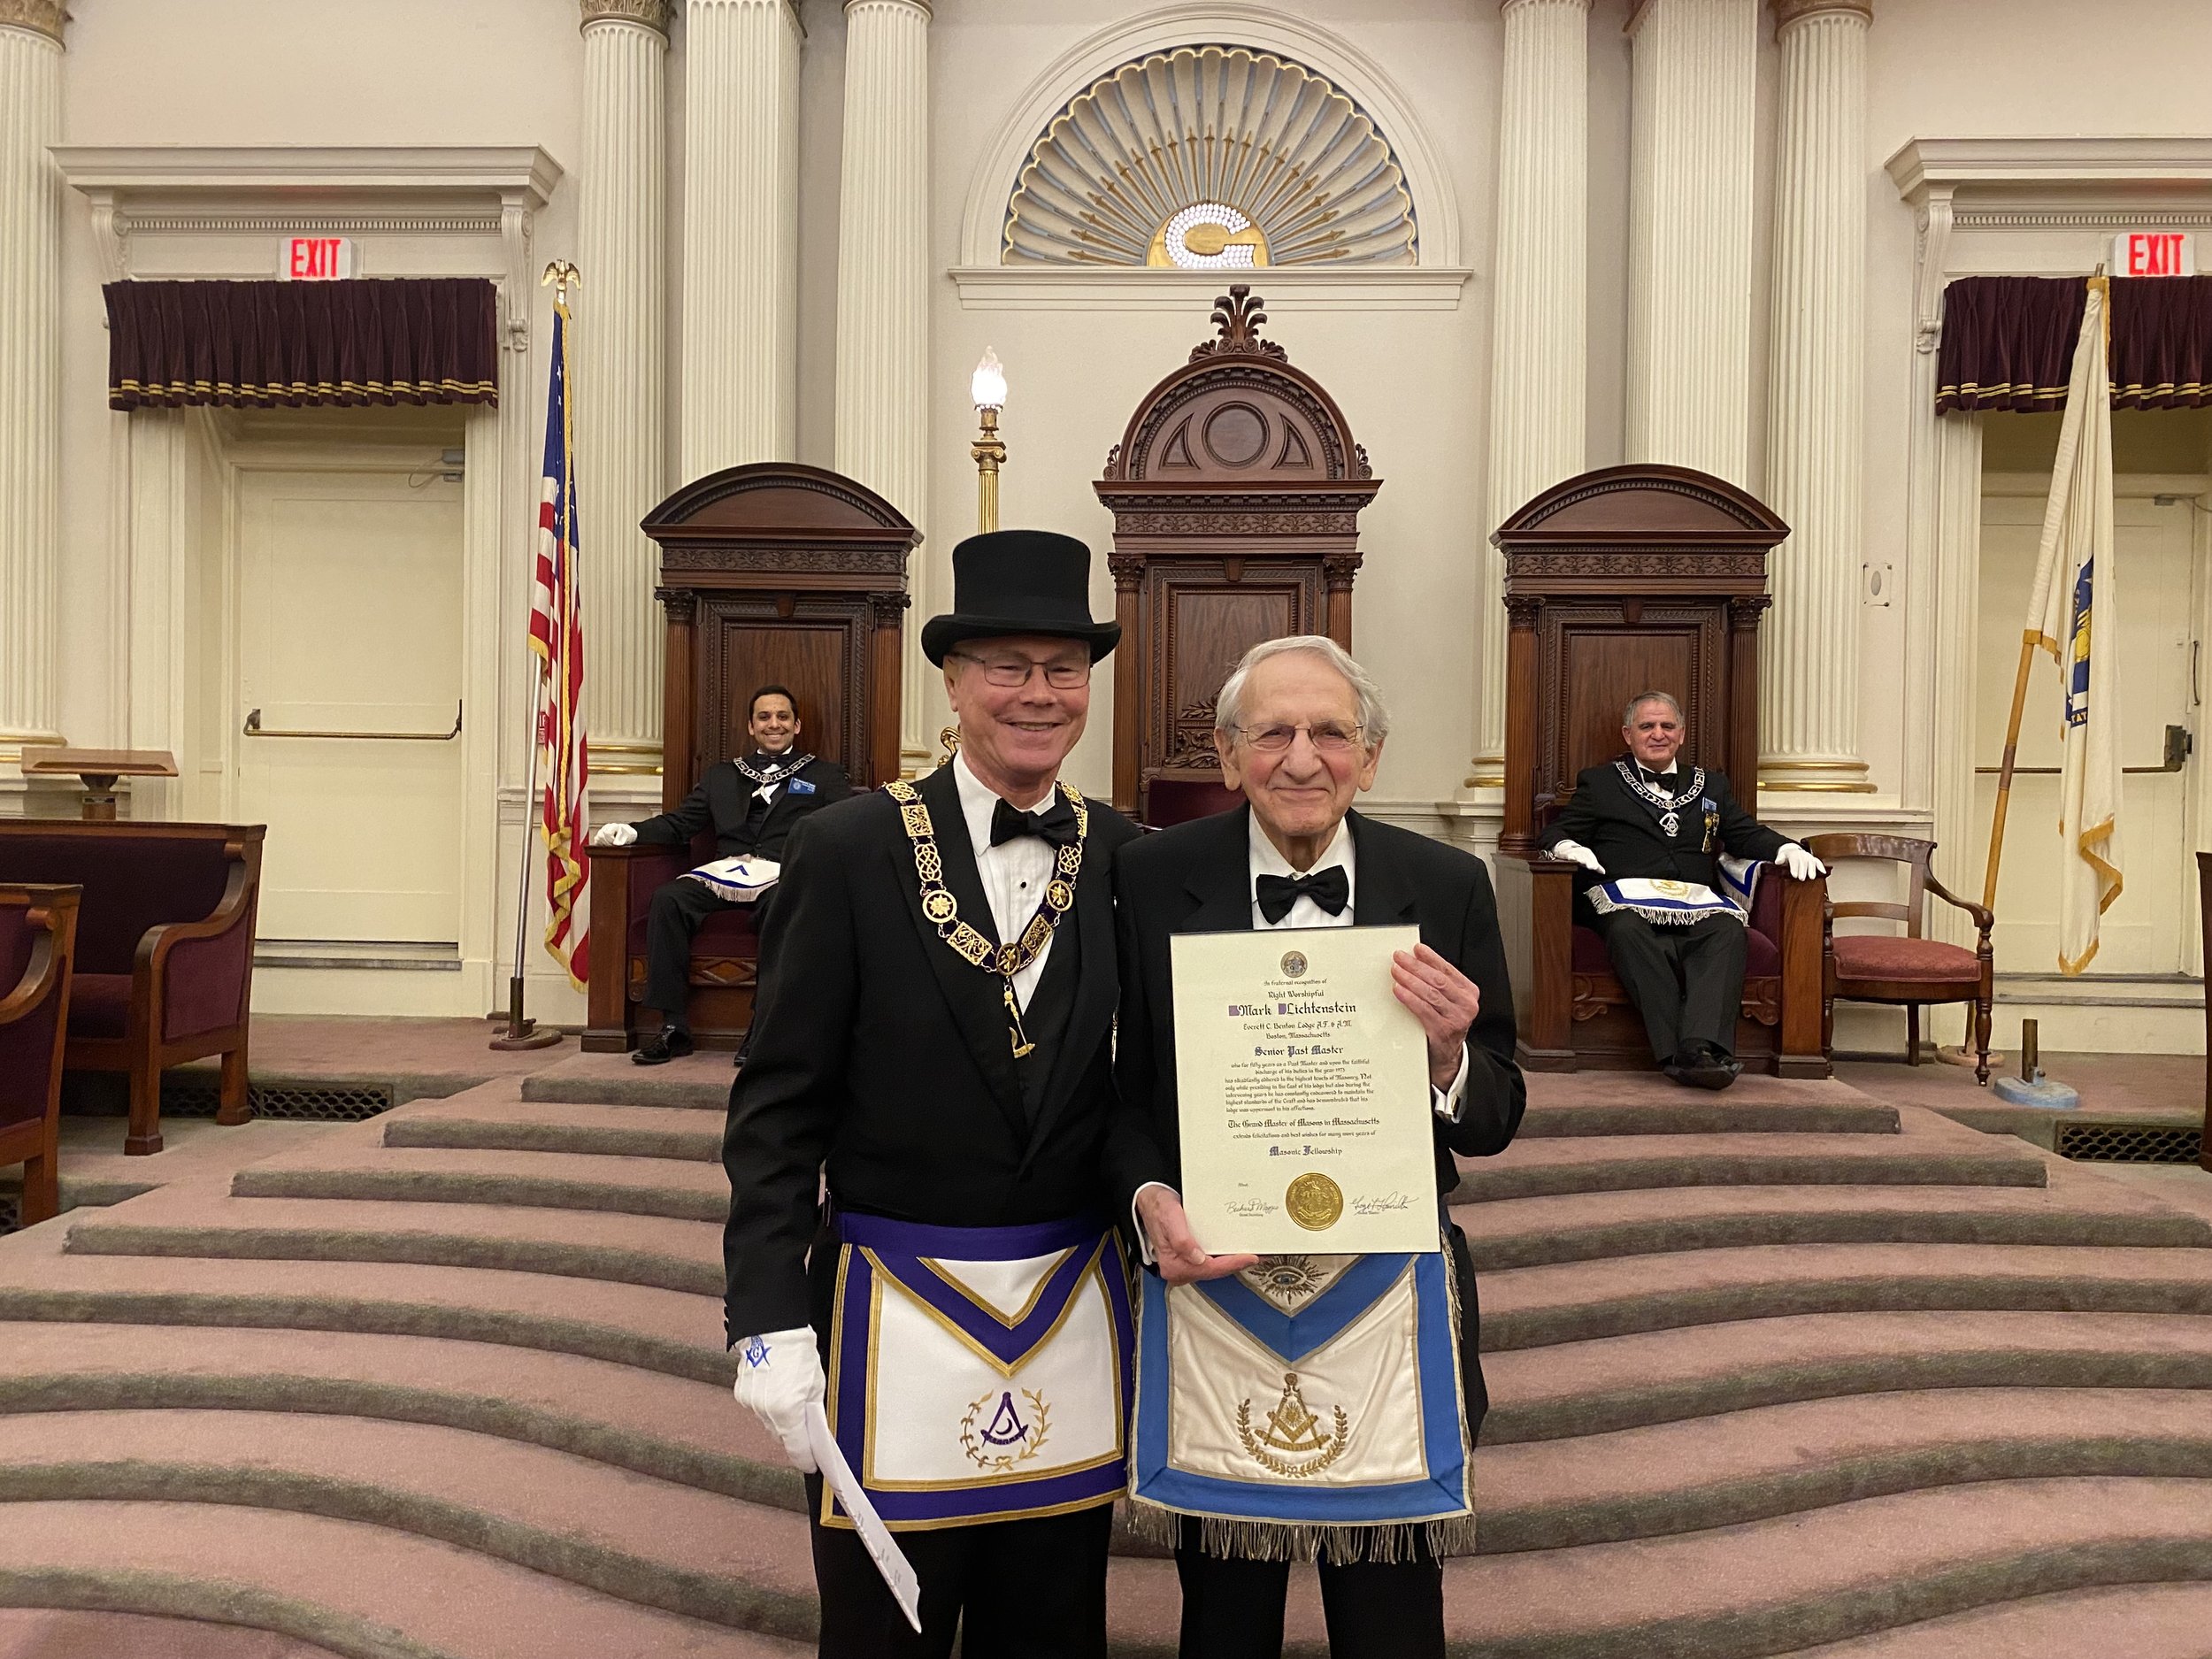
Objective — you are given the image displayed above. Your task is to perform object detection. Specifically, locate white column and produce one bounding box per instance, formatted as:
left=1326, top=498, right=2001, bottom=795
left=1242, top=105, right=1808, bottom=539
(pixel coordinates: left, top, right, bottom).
left=680, top=0, right=801, bottom=474
left=1761, top=0, right=1872, bottom=793
left=1624, top=0, right=1757, bottom=484
left=1470, top=0, right=1588, bottom=788
left=577, top=0, right=671, bottom=769
left=833, top=0, right=933, bottom=771
left=0, top=0, right=64, bottom=768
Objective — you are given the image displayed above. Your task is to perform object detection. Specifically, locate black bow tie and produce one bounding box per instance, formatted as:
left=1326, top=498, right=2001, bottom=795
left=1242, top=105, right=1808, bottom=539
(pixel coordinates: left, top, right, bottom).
left=1639, top=766, right=1678, bottom=788
left=990, top=796, right=1079, bottom=849
left=1255, top=866, right=1350, bottom=925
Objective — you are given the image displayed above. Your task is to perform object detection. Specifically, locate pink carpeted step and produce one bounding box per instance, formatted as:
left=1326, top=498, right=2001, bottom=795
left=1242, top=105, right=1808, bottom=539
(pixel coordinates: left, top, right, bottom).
left=0, top=1320, right=794, bottom=1502
left=1478, top=1240, right=2212, bottom=1349
left=1452, top=1128, right=2047, bottom=1202
left=376, top=1094, right=723, bottom=1161
left=1432, top=1476, right=2212, bottom=1659
left=64, top=1183, right=723, bottom=1297
left=1480, top=1309, right=2212, bottom=1443
left=521, top=1063, right=729, bottom=1112
left=0, top=1409, right=817, bottom=1634
left=0, top=1226, right=730, bottom=1385
left=1453, top=1175, right=2212, bottom=1271
left=1516, top=1094, right=1901, bottom=1139
left=227, top=1144, right=729, bottom=1224
left=1778, top=1580, right=2212, bottom=1657
left=0, top=1501, right=809, bottom=1659
left=0, top=1608, right=354, bottom=1658
left=1471, top=1385, right=2212, bottom=1550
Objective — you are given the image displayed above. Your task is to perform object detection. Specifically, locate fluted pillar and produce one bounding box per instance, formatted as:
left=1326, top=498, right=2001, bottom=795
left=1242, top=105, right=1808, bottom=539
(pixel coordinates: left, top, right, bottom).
left=681, top=0, right=800, bottom=473
left=1469, top=0, right=1588, bottom=788
left=1624, top=0, right=1757, bottom=484
left=833, top=0, right=932, bottom=772
left=1761, top=0, right=1872, bottom=792
left=0, top=0, right=65, bottom=768
left=577, top=0, right=671, bottom=769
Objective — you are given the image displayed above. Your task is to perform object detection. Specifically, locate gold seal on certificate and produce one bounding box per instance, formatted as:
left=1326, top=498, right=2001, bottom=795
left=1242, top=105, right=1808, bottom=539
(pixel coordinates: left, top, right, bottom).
left=1170, top=925, right=1439, bottom=1255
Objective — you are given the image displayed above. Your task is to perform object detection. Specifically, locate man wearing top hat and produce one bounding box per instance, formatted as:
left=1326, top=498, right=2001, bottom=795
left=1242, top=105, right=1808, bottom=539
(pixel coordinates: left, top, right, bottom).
left=723, top=530, right=1141, bottom=1657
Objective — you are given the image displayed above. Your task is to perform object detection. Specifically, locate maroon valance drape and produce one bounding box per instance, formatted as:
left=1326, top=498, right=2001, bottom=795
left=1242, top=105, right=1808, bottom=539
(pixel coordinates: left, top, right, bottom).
left=1936, top=274, right=2212, bottom=413
left=104, top=279, right=500, bottom=411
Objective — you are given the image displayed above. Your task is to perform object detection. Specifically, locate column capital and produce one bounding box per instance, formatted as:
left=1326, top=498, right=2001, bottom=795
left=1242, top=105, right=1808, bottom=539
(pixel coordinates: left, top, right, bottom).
left=581, top=0, right=671, bottom=33
left=846, top=0, right=931, bottom=14
left=1772, top=0, right=1870, bottom=30
left=1499, top=0, right=1589, bottom=13
left=0, top=0, right=66, bottom=44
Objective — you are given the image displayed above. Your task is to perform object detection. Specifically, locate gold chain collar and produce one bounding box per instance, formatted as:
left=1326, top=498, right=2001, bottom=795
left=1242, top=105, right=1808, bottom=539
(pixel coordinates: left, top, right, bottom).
left=885, top=778, right=1088, bottom=1056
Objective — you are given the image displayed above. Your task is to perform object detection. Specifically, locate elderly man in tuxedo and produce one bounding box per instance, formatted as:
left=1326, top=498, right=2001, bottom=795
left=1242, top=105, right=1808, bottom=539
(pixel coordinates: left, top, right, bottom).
left=1541, top=690, right=1825, bottom=1088
left=722, top=531, right=1141, bottom=1658
left=1107, top=635, right=1525, bottom=1659
left=589, top=684, right=849, bottom=1064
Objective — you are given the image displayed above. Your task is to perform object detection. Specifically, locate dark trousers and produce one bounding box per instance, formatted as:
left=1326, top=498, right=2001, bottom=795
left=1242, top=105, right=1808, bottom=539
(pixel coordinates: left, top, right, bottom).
left=1174, top=1522, right=1444, bottom=1659
left=643, top=876, right=739, bottom=1025
left=1589, top=910, right=1747, bottom=1061
left=807, top=1486, right=1111, bottom=1658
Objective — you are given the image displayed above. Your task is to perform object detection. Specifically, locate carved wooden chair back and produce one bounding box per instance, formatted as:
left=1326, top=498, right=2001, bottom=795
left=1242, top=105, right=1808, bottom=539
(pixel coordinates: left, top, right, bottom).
left=1807, top=833, right=1935, bottom=940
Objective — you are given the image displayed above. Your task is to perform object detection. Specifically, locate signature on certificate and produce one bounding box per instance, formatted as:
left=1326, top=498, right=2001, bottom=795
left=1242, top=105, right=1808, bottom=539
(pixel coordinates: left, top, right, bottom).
left=1226, top=1198, right=1275, bottom=1217
left=1351, top=1192, right=1414, bottom=1216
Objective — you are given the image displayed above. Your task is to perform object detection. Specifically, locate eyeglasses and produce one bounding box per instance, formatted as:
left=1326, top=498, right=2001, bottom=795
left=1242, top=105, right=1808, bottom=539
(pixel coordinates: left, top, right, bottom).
left=1232, top=722, right=1365, bottom=755
left=951, top=653, right=1091, bottom=690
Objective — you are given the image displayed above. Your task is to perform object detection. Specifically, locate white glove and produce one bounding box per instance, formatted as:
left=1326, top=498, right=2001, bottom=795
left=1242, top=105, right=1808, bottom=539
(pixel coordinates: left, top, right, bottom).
left=732, top=1325, right=824, bottom=1472
left=588, top=822, right=637, bottom=849
left=1550, top=838, right=1606, bottom=875
left=1777, top=842, right=1827, bottom=881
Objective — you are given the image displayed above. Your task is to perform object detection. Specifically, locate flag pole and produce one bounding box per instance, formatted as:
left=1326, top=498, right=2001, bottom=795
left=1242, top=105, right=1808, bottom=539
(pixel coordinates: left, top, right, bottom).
left=490, top=261, right=581, bottom=1052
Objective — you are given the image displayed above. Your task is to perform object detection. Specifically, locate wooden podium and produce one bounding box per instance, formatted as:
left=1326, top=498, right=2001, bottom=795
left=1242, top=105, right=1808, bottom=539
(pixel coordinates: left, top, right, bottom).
left=583, top=463, right=918, bottom=1052
left=1491, top=464, right=1829, bottom=1077
left=1095, top=287, right=1381, bottom=820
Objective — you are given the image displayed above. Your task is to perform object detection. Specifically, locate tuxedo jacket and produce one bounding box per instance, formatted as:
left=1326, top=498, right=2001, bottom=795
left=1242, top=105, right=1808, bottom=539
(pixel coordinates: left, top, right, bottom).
left=631, top=755, right=850, bottom=864
left=721, top=762, right=1141, bottom=1341
left=1540, top=759, right=1785, bottom=899
left=1103, top=805, right=1526, bottom=1439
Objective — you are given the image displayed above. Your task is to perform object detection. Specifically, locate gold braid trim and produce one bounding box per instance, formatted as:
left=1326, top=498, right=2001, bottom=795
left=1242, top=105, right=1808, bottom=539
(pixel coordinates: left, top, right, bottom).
left=885, top=779, right=1086, bottom=977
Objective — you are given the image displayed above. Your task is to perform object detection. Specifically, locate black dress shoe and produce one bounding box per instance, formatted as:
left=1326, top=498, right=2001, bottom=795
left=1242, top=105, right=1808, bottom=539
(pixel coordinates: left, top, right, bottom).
left=633, top=1028, right=695, bottom=1065
left=1664, top=1043, right=1741, bottom=1090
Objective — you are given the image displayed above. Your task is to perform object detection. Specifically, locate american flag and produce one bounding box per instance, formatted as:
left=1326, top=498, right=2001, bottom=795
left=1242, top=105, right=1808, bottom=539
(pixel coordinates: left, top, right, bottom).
left=531, top=296, right=589, bottom=987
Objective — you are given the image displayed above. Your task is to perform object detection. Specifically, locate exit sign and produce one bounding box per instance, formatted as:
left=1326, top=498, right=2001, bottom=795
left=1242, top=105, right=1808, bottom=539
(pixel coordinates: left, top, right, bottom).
left=280, top=236, right=355, bottom=280
left=2113, top=230, right=2194, bottom=277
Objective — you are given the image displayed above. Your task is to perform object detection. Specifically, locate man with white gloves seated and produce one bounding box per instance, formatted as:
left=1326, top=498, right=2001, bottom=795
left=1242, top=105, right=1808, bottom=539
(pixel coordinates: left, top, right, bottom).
left=1540, top=690, right=1826, bottom=1089
left=587, top=685, right=848, bottom=1064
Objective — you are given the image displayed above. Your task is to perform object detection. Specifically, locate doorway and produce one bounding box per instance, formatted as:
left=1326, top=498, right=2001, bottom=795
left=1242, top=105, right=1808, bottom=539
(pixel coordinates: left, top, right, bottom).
left=226, top=411, right=469, bottom=956
left=1973, top=409, right=2212, bottom=977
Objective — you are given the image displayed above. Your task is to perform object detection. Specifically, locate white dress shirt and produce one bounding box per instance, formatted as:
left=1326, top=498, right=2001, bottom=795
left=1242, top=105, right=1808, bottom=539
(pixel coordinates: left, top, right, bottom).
left=951, top=752, right=1057, bottom=1010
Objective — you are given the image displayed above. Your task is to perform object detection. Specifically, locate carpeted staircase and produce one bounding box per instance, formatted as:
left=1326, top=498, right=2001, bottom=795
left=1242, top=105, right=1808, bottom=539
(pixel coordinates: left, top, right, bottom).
left=1, top=1063, right=2209, bottom=1657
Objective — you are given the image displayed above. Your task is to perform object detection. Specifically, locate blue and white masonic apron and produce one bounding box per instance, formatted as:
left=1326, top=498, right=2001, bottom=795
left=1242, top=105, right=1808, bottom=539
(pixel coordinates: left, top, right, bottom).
left=1129, top=1243, right=1475, bottom=1562
left=1584, top=761, right=1768, bottom=927
left=821, top=1209, right=1135, bottom=1532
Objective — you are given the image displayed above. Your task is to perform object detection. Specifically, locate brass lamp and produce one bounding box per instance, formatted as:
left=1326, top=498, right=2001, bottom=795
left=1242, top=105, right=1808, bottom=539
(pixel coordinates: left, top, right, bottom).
left=970, top=348, right=1008, bottom=533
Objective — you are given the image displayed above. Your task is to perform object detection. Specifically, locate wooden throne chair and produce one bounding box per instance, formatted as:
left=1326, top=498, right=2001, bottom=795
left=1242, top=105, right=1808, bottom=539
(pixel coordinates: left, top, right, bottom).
left=583, top=463, right=918, bottom=1053
left=1491, top=465, right=1829, bottom=1078
left=1095, top=286, right=1382, bottom=825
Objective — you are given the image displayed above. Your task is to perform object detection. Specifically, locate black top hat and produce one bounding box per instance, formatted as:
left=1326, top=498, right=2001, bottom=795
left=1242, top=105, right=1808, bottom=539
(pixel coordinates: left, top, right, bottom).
left=920, top=530, right=1121, bottom=666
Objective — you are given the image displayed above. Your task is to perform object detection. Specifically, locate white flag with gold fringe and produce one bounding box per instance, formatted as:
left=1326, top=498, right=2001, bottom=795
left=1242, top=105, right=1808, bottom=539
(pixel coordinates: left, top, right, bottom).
left=2021, top=275, right=2123, bottom=973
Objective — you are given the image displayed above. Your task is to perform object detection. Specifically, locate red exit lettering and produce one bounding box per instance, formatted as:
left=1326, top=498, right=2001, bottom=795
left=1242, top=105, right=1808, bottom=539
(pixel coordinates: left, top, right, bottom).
left=2121, top=232, right=2191, bottom=277
left=283, top=237, right=349, bottom=280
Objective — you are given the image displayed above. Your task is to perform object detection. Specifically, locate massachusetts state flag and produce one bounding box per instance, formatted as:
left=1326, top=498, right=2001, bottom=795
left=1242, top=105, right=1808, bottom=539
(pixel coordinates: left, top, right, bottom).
left=2023, top=273, right=2121, bottom=973
left=531, top=296, right=589, bottom=987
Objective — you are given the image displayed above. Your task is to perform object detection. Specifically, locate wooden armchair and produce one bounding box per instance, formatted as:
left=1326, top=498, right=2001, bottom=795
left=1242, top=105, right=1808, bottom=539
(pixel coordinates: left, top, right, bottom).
left=583, top=834, right=762, bottom=1053
left=0, top=821, right=265, bottom=1154
left=0, top=885, right=80, bottom=1226
left=1491, top=463, right=1830, bottom=1078
left=1806, top=833, right=1993, bottom=1085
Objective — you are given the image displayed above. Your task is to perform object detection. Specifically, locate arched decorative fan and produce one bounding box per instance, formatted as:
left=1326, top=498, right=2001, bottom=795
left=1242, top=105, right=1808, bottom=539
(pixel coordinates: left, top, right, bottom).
left=1003, top=46, right=1417, bottom=268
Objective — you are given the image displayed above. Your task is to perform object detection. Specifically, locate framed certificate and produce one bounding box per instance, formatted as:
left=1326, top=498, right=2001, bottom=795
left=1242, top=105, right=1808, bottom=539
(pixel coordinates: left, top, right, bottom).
left=1170, top=925, right=1439, bottom=1256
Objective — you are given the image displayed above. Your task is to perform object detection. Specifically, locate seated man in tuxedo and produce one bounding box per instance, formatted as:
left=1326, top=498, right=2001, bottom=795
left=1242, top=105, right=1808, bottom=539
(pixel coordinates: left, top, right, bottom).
left=1541, top=690, right=1824, bottom=1089
left=589, top=684, right=849, bottom=1064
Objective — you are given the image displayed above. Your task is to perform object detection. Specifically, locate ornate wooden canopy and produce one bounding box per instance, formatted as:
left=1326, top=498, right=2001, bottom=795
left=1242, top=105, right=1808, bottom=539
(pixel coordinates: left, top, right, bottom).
left=1094, top=286, right=1382, bottom=816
